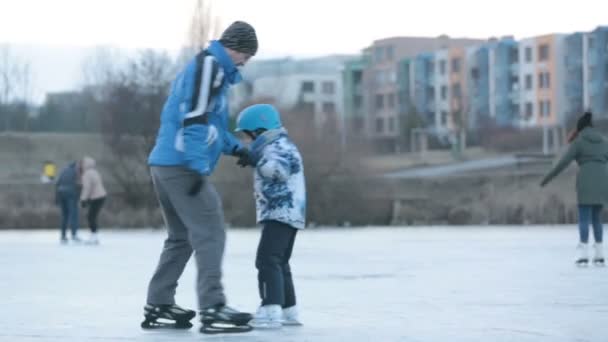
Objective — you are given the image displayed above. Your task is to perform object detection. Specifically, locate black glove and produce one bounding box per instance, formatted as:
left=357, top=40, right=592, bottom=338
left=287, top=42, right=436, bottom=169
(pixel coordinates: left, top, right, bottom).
left=80, top=200, right=89, bottom=208
left=233, top=147, right=255, bottom=168
left=188, top=177, right=204, bottom=196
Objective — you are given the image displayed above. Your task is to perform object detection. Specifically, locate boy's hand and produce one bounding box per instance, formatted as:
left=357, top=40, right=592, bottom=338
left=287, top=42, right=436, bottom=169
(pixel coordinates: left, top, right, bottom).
left=233, top=147, right=256, bottom=168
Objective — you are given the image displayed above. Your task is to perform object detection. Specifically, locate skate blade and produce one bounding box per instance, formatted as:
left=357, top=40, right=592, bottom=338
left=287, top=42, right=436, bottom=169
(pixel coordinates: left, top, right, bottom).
left=282, top=321, right=303, bottom=327
left=141, top=320, right=193, bottom=330
left=249, top=321, right=282, bottom=329
left=200, top=323, right=253, bottom=334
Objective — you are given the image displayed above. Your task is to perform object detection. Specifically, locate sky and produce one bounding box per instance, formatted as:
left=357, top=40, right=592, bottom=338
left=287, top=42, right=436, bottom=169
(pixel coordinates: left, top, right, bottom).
left=1, top=0, right=607, bottom=57
left=0, top=0, right=606, bottom=100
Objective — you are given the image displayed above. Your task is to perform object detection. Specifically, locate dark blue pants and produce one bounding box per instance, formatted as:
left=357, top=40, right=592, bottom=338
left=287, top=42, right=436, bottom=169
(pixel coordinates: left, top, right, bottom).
left=59, top=192, right=79, bottom=239
left=578, top=205, right=603, bottom=243
left=256, top=220, right=298, bottom=308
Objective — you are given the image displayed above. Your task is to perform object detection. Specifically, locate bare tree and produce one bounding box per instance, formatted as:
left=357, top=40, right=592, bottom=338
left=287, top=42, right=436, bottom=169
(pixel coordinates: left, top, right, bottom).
left=82, top=48, right=174, bottom=207
left=177, top=0, right=222, bottom=66
left=0, top=45, right=31, bottom=131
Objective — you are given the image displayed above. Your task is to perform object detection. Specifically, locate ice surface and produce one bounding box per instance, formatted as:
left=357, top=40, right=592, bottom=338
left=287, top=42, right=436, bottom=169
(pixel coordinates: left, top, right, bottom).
left=1, top=227, right=606, bottom=341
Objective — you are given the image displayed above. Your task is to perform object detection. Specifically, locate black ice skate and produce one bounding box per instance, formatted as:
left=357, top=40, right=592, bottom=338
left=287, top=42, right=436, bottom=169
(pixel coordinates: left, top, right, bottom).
left=141, top=304, right=196, bottom=329
left=199, top=304, right=253, bottom=334
left=575, top=258, right=589, bottom=267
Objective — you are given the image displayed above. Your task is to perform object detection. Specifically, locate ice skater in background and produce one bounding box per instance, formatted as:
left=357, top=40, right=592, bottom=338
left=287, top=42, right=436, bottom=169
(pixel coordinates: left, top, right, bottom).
left=540, top=112, right=607, bottom=267
left=235, top=104, right=306, bottom=329
left=79, top=156, right=107, bottom=245
left=55, top=160, right=81, bottom=244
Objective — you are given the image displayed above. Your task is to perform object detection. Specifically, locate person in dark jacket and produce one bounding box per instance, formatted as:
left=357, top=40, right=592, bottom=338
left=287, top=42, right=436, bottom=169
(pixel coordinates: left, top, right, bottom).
left=55, top=161, right=81, bottom=244
left=541, top=112, right=607, bottom=266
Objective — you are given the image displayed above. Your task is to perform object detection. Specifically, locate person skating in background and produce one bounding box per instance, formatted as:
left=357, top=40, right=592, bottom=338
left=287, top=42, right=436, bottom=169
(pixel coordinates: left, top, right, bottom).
left=235, top=104, right=306, bottom=329
left=143, top=21, right=258, bottom=333
left=80, top=156, right=107, bottom=245
left=55, top=160, right=81, bottom=244
left=541, top=112, right=607, bottom=267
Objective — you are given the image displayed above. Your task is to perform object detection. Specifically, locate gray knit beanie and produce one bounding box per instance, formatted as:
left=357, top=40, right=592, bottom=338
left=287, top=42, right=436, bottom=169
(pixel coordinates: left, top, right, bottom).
left=219, top=21, right=258, bottom=56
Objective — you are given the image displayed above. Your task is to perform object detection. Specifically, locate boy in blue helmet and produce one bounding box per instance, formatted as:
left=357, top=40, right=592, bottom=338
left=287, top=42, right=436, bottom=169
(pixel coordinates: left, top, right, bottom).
left=235, top=104, right=307, bottom=329
left=143, top=21, right=257, bottom=334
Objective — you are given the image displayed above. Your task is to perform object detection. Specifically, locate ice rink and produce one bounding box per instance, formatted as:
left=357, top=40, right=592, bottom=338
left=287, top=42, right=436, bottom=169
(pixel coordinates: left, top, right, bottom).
left=1, top=227, right=606, bottom=341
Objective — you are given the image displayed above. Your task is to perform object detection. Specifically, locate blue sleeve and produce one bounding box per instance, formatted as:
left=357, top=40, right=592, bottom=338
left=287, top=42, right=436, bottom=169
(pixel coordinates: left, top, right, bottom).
left=183, top=123, right=211, bottom=175
left=182, top=55, right=219, bottom=175
left=222, top=131, right=243, bottom=155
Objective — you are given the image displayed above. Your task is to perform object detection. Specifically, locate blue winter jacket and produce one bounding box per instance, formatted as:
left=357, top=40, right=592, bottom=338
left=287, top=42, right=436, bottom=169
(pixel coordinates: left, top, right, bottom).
left=148, top=41, right=243, bottom=175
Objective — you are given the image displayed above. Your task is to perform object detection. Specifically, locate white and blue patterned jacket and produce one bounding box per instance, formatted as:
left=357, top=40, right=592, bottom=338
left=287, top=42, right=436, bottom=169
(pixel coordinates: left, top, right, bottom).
left=252, top=130, right=306, bottom=229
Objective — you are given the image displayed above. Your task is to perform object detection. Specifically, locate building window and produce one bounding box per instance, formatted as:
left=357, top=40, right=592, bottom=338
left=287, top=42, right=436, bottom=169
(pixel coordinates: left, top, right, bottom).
left=353, top=95, right=363, bottom=109
left=376, top=117, right=384, bottom=133
left=510, top=76, right=519, bottom=91
left=388, top=70, right=396, bottom=83
left=451, top=58, right=461, bottom=73
left=538, top=72, right=551, bottom=89
left=387, top=93, right=395, bottom=108
left=525, top=74, right=533, bottom=90
left=375, top=70, right=384, bottom=86
left=441, top=111, right=448, bottom=126
left=427, top=87, right=435, bottom=101
left=301, top=81, right=315, bottom=93
left=375, top=46, right=384, bottom=63
left=588, top=37, right=595, bottom=49
left=439, top=60, right=446, bottom=75
left=441, top=85, right=448, bottom=100
left=386, top=46, right=394, bottom=61
left=538, top=100, right=552, bottom=117
left=509, top=47, right=518, bottom=64
left=375, top=94, right=384, bottom=110
left=525, top=47, right=532, bottom=63
left=299, top=101, right=315, bottom=113
left=538, top=44, right=550, bottom=61
left=471, top=67, right=479, bottom=80
left=388, top=117, right=395, bottom=132
left=427, top=61, right=435, bottom=75
left=525, top=102, right=533, bottom=119
left=451, top=83, right=462, bottom=98
left=322, top=81, right=335, bottom=94
left=322, top=102, right=336, bottom=114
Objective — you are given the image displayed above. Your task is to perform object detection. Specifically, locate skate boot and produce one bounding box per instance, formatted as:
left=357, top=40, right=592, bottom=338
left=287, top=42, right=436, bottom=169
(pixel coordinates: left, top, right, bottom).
left=249, top=305, right=282, bottom=329
left=576, top=243, right=589, bottom=267
left=60, top=236, right=68, bottom=245
left=199, top=304, right=252, bottom=334
left=71, top=235, right=82, bottom=244
left=140, top=304, right=196, bottom=329
left=85, top=233, right=99, bottom=245
left=282, top=306, right=303, bottom=326
left=593, top=243, right=605, bottom=267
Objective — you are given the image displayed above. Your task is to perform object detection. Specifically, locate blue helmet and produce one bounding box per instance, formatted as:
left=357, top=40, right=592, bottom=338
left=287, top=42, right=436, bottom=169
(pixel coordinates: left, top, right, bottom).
left=235, top=104, right=282, bottom=132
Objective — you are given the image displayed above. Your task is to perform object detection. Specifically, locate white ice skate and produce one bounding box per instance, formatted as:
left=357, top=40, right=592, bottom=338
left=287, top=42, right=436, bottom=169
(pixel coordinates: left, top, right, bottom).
left=85, top=233, right=99, bottom=245
left=576, top=243, right=589, bottom=267
left=282, top=306, right=303, bottom=326
left=593, top=243, right=605, bottom=267
left=248, top=305, right=282, bottom=329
